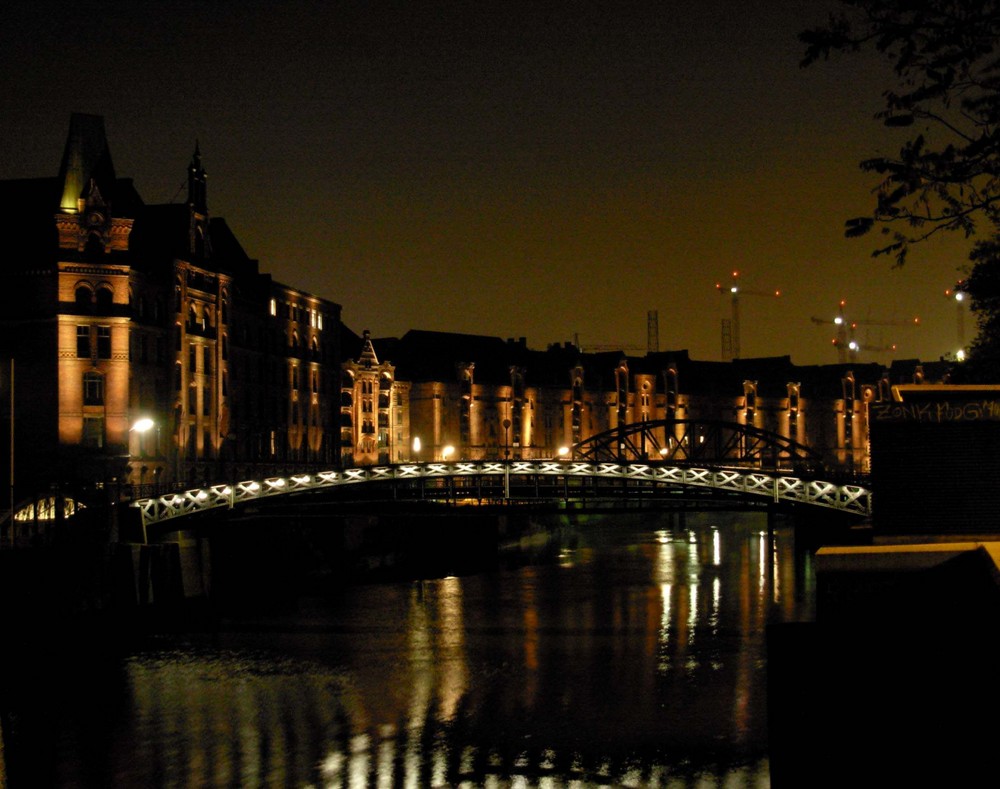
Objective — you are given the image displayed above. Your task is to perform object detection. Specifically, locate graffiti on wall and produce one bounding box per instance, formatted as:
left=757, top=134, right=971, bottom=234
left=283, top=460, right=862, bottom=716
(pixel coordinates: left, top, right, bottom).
left=870, top=400, right=1000, bottom=423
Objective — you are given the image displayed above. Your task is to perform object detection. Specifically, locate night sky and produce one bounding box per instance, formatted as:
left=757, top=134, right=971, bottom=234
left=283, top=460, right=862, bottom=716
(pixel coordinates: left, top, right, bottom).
left=1, top=1, right=973, bottom=365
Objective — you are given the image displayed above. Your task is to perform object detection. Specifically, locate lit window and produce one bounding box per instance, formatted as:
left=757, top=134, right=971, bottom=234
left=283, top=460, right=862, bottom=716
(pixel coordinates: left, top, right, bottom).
left=269, top=298, right=277, bottom=316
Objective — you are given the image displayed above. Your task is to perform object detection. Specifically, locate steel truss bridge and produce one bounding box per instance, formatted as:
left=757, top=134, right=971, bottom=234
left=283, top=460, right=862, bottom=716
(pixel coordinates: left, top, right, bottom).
left=573, top=418, right=824, bottom=467
left=132, top=459, right=872, bottom=533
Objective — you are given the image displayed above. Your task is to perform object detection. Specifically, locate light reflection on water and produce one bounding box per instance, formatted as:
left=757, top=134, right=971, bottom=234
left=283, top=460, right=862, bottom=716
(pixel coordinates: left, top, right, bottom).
left=6, top=510, right=816, bottom=787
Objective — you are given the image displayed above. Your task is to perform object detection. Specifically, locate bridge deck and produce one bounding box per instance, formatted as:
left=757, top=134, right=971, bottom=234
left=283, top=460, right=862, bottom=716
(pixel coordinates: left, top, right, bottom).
left=131, top=460, right=872, bottom=531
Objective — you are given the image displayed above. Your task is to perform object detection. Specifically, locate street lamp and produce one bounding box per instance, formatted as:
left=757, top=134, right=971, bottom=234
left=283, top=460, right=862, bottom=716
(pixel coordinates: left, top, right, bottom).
left=131, top=417, right=155, bottom=434
left=502, top=418, right=511, bottom=500
left=442, top=445, right=454, bottom=461
left=412, top=436, right=421, bottom=462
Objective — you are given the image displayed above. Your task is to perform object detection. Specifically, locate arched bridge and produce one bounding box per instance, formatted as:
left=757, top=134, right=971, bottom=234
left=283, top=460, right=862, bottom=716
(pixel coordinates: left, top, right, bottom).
left=132, top=458, right=871, bottom=535
left=573, top=418, right=823, bottom=467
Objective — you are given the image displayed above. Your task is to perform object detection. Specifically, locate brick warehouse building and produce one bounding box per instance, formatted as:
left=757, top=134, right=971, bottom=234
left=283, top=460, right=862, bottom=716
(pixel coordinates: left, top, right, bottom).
left=359, top=330, right=945, bottom=472
left=0, top=114, right=342, bottom=509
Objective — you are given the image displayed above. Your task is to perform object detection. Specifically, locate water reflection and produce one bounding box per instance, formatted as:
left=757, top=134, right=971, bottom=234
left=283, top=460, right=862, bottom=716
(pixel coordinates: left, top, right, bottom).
left=2, top=510, right=814, bottom=787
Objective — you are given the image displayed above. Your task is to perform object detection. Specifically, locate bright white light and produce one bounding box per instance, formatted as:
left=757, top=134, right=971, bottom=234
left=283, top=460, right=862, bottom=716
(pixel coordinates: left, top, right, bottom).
left=955, top=292, right=965, bottom=302
left=130, top=417, right=154, bottom=433
left=413, top=436, right=421, bottom=453
left=442, top=445, right=455, bottom=460
left=957, top=349, right=967, bottom=361
left=557, top=446, right=569, bottom=457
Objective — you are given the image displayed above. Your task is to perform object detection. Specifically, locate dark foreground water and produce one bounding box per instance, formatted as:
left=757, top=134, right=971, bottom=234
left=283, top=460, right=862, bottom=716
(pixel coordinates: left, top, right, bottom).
left=1, top=510, right=818, bottom=788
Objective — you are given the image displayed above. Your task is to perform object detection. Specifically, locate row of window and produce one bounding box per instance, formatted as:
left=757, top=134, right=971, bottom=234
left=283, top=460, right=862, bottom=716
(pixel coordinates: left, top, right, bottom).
left=77, top=325, right=111, bottom=359
left=269, top=298, right=325, bottom=330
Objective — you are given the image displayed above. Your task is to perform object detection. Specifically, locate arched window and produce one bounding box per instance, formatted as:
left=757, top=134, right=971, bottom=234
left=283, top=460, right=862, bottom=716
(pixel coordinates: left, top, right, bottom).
left=95, top=286, right=113, bottom=310
left=84, top=233, right=104, bottom=260
left=75, top=285, right=92, bottom=308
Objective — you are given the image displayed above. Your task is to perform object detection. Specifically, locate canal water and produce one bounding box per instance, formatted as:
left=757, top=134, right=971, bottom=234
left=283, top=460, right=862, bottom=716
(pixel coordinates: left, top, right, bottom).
left=1, top=509, right=819, bottom=787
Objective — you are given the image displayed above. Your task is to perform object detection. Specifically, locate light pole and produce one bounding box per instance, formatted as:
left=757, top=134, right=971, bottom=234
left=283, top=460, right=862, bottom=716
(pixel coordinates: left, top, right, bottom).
left=502, top=418, right=511, bottom=500
left=8, top=358, right=13, bottom=546
left=129, top=417, right=155, bottom=506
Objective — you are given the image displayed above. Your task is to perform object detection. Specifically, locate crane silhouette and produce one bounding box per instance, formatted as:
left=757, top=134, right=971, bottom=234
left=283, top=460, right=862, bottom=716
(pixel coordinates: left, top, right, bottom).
left=811, top=299, right=919, bottom=362
left=715, top=270, right=781, bottom=360
left=944, top=280, right=968, bottom=349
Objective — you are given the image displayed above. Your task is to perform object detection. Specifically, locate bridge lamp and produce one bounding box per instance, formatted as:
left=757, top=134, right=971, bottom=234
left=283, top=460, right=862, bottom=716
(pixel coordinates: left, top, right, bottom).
left=557, top=446, right=569, bottom=458
left=442, top=445, right=455, bottom=461
left=659, top=447, right=669, bottom=457
left=412, top=436, right=421, bottom=461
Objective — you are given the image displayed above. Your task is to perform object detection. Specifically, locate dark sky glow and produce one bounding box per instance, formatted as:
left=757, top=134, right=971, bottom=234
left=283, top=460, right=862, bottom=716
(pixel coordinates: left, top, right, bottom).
left=1, top=1, right=972, bottom=364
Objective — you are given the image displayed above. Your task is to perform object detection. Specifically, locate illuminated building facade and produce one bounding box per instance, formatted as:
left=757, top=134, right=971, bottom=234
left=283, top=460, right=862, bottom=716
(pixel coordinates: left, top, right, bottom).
left=340, top=329, right=410, bottom=466
left=0, top=114, right=342, bottom=505
left=0, top=114, right=947, bottom=522
left=369, top=331, right=943, bottom=473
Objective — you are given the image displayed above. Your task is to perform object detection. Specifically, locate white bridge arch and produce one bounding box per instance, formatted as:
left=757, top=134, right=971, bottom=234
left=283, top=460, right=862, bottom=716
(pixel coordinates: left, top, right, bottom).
left=132, top=459, right=872, bottom=532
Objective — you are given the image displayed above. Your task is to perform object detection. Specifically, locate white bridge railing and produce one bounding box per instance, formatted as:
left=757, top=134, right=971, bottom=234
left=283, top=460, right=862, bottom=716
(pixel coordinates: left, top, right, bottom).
left=132, top=460, right=872, bottom=530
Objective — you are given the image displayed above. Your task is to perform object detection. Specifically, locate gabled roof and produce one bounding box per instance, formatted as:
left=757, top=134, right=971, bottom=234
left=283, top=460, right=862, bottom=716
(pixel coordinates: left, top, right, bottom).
left=382, top=329, right=515, bottom=383
left=361, top=328, right=917, bottom=399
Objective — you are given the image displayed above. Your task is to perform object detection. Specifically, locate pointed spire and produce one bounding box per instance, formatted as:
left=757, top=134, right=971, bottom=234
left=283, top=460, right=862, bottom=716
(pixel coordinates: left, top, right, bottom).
left=358, top=330, right=380, bottom=369
left=57, top=113, right=116, bottom=213
left=187, top=141, right=207, bottom=213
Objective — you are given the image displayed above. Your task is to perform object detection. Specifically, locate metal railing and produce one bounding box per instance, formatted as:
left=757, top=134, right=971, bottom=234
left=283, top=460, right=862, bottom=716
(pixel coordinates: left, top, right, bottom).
left=132, top=460, right=872, bottom=530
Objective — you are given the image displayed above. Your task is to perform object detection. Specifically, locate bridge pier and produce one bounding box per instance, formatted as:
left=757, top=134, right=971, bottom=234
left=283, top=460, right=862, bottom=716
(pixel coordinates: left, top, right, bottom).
left=111, top=531, right=211, bottom=609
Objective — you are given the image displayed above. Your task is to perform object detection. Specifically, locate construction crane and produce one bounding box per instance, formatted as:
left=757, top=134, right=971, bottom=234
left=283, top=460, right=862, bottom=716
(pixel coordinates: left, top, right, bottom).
left=715, top=270, right=781, bottom=360
left=574, top=311, right=661, bottom=355
left=944, top=280, right=968, bottom=349
left=811, top=299, right=920, bottom=362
